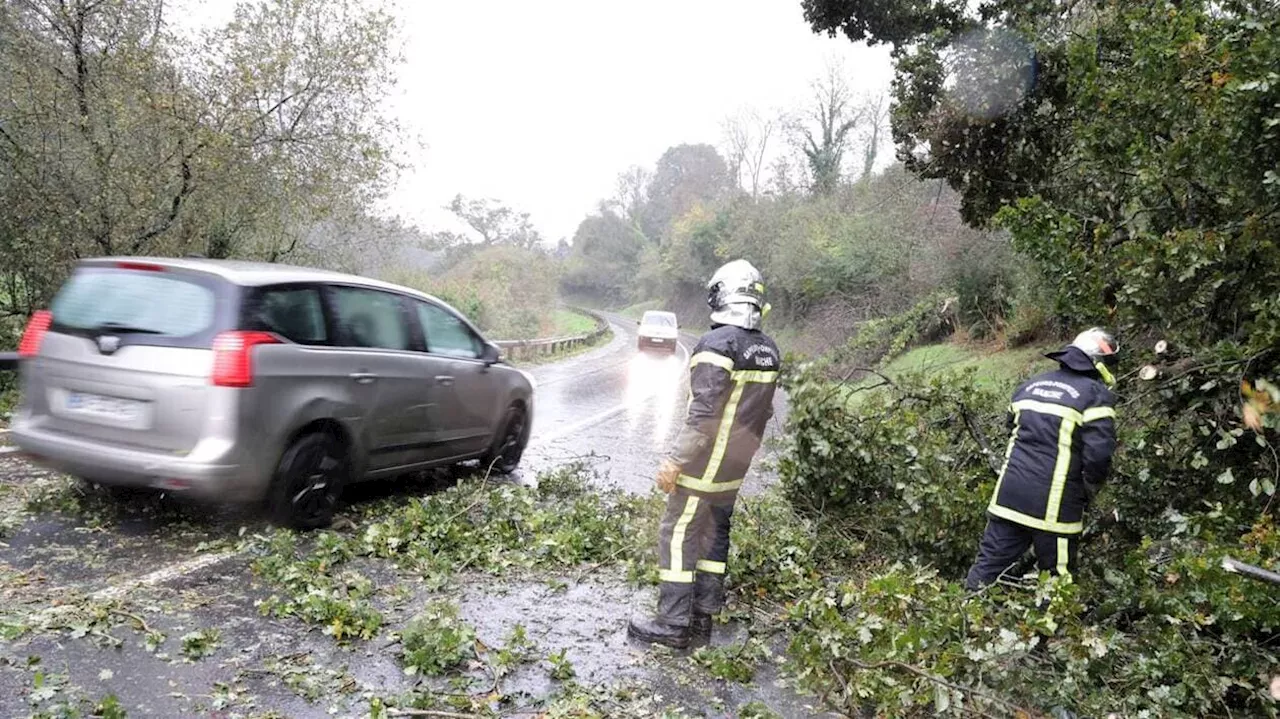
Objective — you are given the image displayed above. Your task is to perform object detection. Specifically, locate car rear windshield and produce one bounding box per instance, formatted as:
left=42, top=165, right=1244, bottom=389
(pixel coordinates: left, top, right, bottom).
left=642, top=311, right=676, bottom=327
left=51, top=266, right=222, bottom=341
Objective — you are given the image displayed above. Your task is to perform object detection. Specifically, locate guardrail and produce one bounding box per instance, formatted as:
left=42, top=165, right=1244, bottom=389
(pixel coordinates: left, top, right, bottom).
left=0, top=309, right=611, bottom=369
left=493, top=307, right=611, bottom=361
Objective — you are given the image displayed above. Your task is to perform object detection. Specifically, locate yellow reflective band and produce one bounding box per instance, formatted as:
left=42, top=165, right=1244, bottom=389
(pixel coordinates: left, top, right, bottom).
left=668, top=495, right=700, bottom=575
left=701, top=380, right=746, bottom=482
left=690, top=352, right=734, bottom=371
left=676, top=474, right=744, bottom=493
left=1056, top=537, right=1070, bottom=577
left=1095, top=362, right=1116, bottom=388
left=659, top=569, right=695, bottom=583
left=1045, top=417, right=1076, bottom=524
left=1011, top=399, right=1084, bottom=423
left=990, top=407, right=1023, bottom=503
left=1082, top=406, right=1116, bottom=423
left=732, top=370, right=778, bottom=383
left=987, top=503, right=1084, bottom=534
left=696, top=560, right=726, bottom=574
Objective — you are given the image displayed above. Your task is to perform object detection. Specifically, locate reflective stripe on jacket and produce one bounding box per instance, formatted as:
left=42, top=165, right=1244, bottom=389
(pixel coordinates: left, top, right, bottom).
left=989, top=346, right=1118, bottom=535
left=668, top=324, right=780, bottom=498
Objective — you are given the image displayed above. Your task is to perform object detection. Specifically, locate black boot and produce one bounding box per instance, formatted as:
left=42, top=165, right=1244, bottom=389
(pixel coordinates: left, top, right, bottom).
left=689, top=612, right=713, bottom=644
left=628, top=582, right=694, bottom=649
left=628, top=615, right=691, bottom=648
left=693, top=572, right=726, bottom=616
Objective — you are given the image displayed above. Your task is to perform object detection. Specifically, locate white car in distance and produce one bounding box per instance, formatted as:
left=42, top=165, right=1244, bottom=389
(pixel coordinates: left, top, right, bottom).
left=636, top=310, right=679, bottom=354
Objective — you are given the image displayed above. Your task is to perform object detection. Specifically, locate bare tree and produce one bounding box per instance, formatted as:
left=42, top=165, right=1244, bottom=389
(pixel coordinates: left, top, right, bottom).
left=722, top=108, right=776, bottom=200
left=858, top=92, right=889, bottom=181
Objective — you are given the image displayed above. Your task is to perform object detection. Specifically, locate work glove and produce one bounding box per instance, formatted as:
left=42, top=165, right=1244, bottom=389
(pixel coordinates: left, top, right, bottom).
left=656, top=458, right=681, bottom=494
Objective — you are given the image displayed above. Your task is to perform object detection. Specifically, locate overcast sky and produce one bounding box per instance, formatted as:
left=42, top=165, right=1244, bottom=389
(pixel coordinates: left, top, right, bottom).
left=183, top=0, right=894, bottom=242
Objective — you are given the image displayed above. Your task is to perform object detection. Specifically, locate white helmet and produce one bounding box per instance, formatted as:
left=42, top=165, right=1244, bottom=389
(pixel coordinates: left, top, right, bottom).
left=1070, top=327, right=1119, bottom=367
left=707, top=259, right=766, bottom=330
left=1069, top=327, right=1119, bottom=386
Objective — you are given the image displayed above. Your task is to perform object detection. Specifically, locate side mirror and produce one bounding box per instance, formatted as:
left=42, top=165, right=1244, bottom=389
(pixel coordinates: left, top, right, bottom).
left=482, top=342, right=502, bottom=365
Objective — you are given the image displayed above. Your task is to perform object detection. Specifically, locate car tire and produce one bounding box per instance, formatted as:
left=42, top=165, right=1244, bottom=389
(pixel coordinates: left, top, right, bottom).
left=482, top=404, right=529, bottom=476
left=268, top=431, right=349, bottom=530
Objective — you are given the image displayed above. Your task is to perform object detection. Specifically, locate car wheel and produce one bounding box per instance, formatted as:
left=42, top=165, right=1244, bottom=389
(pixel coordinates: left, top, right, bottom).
left=483, top=404, right=528, bottom=476
left=268, top=431, right=349, bottom=530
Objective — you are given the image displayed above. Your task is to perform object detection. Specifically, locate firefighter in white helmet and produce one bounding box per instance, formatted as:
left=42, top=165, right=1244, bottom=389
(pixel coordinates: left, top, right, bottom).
left=966, top=328, right=1120, bottom=589
left=628, top=260, right=782, bottom=648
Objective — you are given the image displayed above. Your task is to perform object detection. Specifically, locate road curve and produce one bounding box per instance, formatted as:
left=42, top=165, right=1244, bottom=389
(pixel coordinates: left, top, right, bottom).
left=518, top=313, right=785, bottom=496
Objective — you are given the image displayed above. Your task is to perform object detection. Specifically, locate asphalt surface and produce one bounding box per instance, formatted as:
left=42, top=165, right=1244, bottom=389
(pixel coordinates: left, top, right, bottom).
left=518, top=313, right=787, bottom=496
left=0, top=316, right=805, bottom=718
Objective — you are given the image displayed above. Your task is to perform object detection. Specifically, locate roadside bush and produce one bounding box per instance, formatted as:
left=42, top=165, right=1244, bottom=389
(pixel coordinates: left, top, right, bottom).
left=383, top=245, right=560, bottom=339
left=778, top=364, right=1001, bottom=574
left=823, top=294, right=957, bottom=374
left=942, top=234, right=1019, bottom=341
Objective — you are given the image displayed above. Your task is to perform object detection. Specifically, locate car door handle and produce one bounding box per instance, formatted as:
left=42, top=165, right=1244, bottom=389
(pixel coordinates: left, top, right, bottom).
left=435, top=375, right=455, bottom=386
left=349, top=372, right=378, bottom=384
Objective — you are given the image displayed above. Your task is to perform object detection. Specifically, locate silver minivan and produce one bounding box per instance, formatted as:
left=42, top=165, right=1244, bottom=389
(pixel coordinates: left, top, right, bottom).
left=11, top=257, right=535, bottom=528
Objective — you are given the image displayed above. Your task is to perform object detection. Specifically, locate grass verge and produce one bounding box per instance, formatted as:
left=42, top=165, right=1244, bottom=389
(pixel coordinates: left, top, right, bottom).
left=552, top=308, right=598, bottom=336
left=844, top=340, right=1056, bottom=408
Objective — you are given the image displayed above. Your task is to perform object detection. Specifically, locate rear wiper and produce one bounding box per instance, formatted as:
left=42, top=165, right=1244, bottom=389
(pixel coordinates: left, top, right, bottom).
left=94, top=322, right=164, bottom=335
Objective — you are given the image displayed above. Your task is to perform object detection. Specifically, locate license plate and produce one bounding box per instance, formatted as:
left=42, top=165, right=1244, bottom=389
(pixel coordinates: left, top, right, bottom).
left=650, top=338, right=666, bottom=343
left=65, top=392, right=143, bottom=422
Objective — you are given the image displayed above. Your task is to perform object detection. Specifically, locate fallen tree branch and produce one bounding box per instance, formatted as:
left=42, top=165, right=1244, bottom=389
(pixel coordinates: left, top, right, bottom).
left=837, top=658, right=1034, bottom=717
left=958, top=401, right=1002, bottom=476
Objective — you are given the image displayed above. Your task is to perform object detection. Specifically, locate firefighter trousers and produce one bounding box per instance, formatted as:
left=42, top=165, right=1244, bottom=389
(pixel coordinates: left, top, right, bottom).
left=654, top=490, right=734, bottom=626
left=965, top=514, right=1080, bottom=590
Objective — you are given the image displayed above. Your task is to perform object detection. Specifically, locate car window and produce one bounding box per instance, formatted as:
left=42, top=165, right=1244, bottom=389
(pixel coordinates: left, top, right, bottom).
left=642, top=311, right=676, bottom=327
left=247, top=287, right=327, bottom=345
left=51, top=267, right=215, bottom=338
left=415, top=302, right=481, bottom=359
left=329, top=286, right=410, bottom=351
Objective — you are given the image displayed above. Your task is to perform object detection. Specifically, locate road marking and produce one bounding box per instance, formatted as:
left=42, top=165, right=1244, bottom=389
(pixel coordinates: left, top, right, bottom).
left=0, top=446, right=19, bottom=455
left=536, top=337, right=690, bottom=444
left=90, top=550, right=239, bottom=601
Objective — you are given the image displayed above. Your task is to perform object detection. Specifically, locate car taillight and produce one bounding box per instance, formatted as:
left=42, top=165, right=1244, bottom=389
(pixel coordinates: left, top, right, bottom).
left=18, top=310, right=52, bottom=358
left=211, top=331, right=280, bottom=387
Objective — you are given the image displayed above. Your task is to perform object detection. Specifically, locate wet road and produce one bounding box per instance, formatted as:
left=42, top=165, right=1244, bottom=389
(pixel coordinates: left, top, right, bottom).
left=519, top=313, right=786, bottom=496
left=0, top=316, right=805, bottom=718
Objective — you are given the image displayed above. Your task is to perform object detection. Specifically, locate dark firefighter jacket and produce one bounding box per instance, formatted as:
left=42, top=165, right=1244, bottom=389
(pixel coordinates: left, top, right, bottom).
left=668, top=324, right=780, bottom=500
left=989, top=346, right=1117, bottom=535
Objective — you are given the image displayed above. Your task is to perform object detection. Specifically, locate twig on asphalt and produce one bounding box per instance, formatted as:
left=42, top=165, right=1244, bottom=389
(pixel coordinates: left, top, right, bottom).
left=572, top=545, right=631, bottom=583
left=108, top=607, right=156, bottom=635
left=386, top=709, right=484, bottom=719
